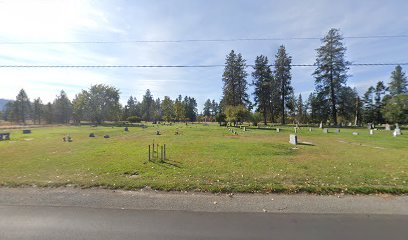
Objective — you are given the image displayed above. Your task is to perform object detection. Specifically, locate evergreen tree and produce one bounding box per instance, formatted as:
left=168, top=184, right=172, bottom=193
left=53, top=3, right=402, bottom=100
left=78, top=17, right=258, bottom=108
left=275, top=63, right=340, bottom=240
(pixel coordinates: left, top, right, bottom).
left=313, top=28, right=350, bottom=125
left=141, top=89, right=154, bottom=121
left=362, top=86, right=375, bottom=123
left=221, top=50, right=249, bottom=107
left=53, top=90, right=72, bottom=124
left=15, top=89, right=31, bottom=124
left=274, top=45, right=293, bottom=124
left=211, top=100, right=219, bottom=116
left=337, top=86, right=359, bottom=124
left=183, top=96, right=198, bottom=121
left=252, top=55, right=273, bottom=125
left=374, top=81, right=386, bottom=123
left=297, top=94, right=304, bottom=123
left=32, top=97, right=43, bottom=124
left=44, top=102, right=53, bottom=124
left=388, top=65, right=407, bottom=96
left=203, top=99, right=212, bottom=117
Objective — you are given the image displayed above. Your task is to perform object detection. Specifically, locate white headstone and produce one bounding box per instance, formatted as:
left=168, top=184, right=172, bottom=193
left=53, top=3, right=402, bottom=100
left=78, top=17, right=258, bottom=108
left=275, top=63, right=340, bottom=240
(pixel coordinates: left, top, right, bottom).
left=394, top=128, right=401, bottom=136
left=276, top=128, right=280, bottom=133
left=323, top=128, right=328, bottom=134
left=289, top=134, right=297, bottom=145
left=336, top=129, right=340, bottom=133
left=385, top=124, right=391, bottom=131
left=319, top=122, right=323, bottom=129
left=370, top=129, right=373, bottom=135
left=352, top=132, right=359, bottom=136
left=309, top=127, right=312, bottom=132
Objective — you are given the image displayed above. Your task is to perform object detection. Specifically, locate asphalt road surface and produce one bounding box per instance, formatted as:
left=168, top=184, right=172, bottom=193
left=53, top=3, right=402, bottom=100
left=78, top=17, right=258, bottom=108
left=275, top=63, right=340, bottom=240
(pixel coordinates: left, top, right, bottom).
left=1, top=205, right=407, bottom=240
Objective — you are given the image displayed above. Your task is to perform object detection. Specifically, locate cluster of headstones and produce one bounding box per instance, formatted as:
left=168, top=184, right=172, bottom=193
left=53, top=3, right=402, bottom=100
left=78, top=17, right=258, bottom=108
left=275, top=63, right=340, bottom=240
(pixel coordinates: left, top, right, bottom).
left=62, top=135, right=72, bottom=142
left=89, top=133, right=110, bottom=138
left=227, top=128, right=239, bottom=135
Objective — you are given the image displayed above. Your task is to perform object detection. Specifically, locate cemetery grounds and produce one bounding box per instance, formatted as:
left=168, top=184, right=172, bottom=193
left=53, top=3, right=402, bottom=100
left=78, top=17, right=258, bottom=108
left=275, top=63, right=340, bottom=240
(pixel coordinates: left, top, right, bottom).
left=0, top=123, right=407, bottom=194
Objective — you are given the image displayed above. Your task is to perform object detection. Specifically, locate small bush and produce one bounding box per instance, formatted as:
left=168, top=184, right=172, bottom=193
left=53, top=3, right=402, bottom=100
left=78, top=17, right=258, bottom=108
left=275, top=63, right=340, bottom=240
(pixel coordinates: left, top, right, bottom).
left=127, top=116, right=141, bottom=123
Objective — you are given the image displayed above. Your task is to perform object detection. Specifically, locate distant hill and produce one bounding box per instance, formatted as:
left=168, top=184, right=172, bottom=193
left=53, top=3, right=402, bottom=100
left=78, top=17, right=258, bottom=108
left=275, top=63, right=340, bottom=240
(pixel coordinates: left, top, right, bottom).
left=0, top=99, right=11, bottom=111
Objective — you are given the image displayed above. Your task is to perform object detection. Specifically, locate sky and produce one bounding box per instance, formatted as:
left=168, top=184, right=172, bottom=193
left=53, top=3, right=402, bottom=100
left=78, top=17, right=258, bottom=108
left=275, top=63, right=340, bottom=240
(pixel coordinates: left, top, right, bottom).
left=0, top=0, right=407, bottom=111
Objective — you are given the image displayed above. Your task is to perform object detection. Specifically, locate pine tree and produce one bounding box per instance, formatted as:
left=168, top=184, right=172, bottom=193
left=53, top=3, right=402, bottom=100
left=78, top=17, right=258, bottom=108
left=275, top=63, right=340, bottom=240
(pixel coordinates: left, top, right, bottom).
left=297, top=94, right=303, bottom=123
left=15, top=89, right=31, bottom=124
left=252, top=55, right=273, bottom=125
left=274, top=45, right=293, bottom=125
left=388, top=65, right=407, bottom=96
left=53, top=90, right=72, bottom=124
left=313, top=28, right=350, bottom=125
left=203, top=99, right=212, bottom=117
left=141, top=89, right=154, bottom=121
left=221, top=50, right=249, bottom=108
left=33, top=98, right=43, bottom=124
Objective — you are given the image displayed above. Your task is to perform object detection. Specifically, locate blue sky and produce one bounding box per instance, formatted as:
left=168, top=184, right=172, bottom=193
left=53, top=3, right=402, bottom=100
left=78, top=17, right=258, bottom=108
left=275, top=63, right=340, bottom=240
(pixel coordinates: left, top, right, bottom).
left=0, top=0, right=407, bottom=111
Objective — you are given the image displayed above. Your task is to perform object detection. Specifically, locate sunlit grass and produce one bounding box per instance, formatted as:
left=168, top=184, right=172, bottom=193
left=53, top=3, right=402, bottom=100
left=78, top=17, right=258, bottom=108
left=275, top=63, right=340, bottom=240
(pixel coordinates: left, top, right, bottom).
left=0, top=123, right=407, bottom=194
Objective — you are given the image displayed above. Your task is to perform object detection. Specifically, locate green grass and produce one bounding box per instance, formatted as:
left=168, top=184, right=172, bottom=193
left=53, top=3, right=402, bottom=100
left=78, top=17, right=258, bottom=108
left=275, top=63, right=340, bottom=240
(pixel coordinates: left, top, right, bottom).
left=0, top=124, right=407, bottom=194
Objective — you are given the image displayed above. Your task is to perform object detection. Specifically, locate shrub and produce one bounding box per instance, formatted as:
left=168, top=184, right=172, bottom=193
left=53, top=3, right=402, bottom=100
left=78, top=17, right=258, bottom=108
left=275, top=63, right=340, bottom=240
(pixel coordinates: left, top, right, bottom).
left=127, top=116, right=141, bottom=123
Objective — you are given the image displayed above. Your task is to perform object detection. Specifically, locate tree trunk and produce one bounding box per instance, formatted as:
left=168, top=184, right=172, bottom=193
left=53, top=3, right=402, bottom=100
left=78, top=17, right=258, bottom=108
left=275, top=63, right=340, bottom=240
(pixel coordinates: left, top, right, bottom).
left=329, top=72, right=337, bottom=126
left=281, top=80, right=285, bottom=125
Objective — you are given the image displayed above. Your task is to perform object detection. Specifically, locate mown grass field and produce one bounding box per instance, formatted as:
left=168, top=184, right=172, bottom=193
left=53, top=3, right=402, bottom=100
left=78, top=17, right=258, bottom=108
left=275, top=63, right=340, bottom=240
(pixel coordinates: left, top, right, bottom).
left=0, top=123, right=407, bottom=194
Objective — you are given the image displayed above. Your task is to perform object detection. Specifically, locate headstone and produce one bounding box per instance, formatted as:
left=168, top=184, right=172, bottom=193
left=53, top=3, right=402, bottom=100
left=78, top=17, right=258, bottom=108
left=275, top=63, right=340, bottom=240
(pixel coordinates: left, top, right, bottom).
left=289, top=134, right=297, bottom=145
left=243, top=127, right=246, bottom=132
left=367, top=123, right=373, bottom=129
left=370, top=129, right=374, bottom=135
left=22, top=129, right=31, bottom=134
left=385, top=124, right=391, bottom=131
left=394, top=128, right=401, bottom=136
left=89, top=133, right=95, bottom=137
left=104, top=135, right=110, bottom=138
left=336, top=129, right=340, bottom=133
left=124, top=127, right=129, bottom=132
left=0, top=133, right=10, bottom=141
left=309, top=127, right=312, bottom=132
left=319, top=122, right=323, bottom=129
left=276, top=128, right=280, bottom=133
left=323, top=128, right=328, bottom=134
left=294, top=127, right=297, bottom=134
left=156, top=130, right=161, bottom=135
left=352, top=132, right=359, bottom=136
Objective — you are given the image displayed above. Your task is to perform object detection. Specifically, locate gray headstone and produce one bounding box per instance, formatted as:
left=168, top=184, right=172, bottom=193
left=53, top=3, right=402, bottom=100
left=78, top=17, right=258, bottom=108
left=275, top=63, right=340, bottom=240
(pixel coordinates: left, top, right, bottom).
left=294, top=127, right=297, bottom=133
left=89, top=133, right=95, bottom=137
left=323, top=128, right=328, bottom=134
left=319, top=122, right=323, bottom=129
left=309, top=127, right=312, bottom=132
left=22, top=129, right=31, bottom=134
left=336, top=129, right=340, bottom=133
left=352, top=132, right=359, bottom=136
left=289, top=134, right=297, bottom=145
left=394, top=128, right=401, bottom=136
left=276, top=128, right=280, bottom=133
left=385, top=124, right=391, bottom=131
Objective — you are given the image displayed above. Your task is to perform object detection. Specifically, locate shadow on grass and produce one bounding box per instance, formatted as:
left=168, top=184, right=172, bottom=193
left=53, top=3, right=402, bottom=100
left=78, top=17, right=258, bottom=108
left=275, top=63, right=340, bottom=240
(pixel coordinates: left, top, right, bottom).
left=298, top=142, right=315, bottom=146
left=147, top=159, right=182, bottom=169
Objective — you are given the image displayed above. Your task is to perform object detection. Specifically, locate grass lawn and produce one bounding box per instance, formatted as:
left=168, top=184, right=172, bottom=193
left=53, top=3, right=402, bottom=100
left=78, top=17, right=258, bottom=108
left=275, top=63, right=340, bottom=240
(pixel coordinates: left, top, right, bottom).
left=0, top=124, right=407, bottom=194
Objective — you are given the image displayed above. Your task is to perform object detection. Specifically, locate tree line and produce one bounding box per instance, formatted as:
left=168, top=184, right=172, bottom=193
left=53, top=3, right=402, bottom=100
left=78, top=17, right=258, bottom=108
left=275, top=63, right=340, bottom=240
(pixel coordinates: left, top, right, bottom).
left=2, top=86, right=198, bottom=124
left=218, top=28, right=408, bottom=125
left=1, top=28, right=407, bottom=125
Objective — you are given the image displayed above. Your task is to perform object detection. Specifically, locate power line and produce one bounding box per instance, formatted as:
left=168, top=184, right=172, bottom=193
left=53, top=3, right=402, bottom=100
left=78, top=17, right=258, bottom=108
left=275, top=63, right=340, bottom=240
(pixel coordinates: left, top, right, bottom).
left=0, top=35, right=407, bottom=45
left=0, top=63, right=407, bottom=68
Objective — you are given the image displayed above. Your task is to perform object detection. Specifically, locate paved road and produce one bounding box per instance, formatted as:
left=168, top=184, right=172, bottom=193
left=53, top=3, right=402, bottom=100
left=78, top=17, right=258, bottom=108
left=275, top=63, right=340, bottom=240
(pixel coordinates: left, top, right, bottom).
left=1, top=205, right=407, bottom=240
